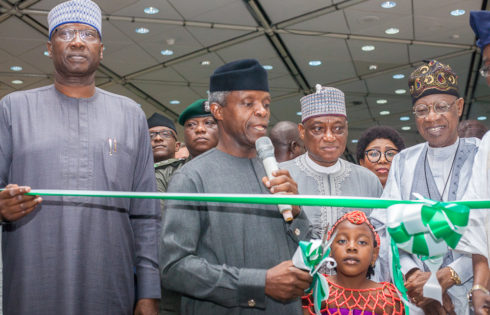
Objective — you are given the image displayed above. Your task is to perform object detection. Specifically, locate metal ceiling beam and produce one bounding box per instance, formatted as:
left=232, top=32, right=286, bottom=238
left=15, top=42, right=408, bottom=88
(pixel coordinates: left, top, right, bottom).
left=12, top=7, right=473, bottom=50
left=244, top=0, right=310, bottom=93
left=123, top=31, right=264, bottom=80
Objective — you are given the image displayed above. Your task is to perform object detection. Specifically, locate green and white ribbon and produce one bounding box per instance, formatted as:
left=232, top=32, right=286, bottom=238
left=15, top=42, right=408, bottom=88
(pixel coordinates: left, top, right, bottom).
left=292, top=237, right=337, bottom=315
left=386, top=194, right=470, bottom=304
left=4, top=189, right=490, bottom=209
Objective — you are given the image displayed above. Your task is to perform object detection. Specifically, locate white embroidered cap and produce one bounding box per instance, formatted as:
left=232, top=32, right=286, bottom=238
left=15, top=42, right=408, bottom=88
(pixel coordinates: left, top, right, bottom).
left=48, top=0, right=102, bottom=39
left=300, top=84, right=346, bottom=123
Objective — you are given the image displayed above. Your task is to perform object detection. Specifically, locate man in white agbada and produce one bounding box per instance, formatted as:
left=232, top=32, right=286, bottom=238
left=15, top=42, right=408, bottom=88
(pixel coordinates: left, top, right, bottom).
left=454, top=10, right=490, bottom=314
left=370, top=60, right=479, bottom=315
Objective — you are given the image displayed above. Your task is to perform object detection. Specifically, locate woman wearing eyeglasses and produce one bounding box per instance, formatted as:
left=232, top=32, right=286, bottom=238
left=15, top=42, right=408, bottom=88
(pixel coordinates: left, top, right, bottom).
left=356, top=126, right=406, bottom=187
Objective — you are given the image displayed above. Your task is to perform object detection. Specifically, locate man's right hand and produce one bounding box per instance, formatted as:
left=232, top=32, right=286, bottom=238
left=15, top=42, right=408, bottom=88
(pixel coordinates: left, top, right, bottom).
left=0, top=184, right=42, bottom=222
left=265, top=260, right=312, bottom=302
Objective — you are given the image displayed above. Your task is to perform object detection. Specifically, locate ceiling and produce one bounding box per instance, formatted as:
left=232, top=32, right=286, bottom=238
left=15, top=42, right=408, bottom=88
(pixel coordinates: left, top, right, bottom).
left=0, top=0, right=489, bottom=160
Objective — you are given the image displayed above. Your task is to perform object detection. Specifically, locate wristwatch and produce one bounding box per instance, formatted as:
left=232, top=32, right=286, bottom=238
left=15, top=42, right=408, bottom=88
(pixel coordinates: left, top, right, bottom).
left=468, top=284, right=490, bottom=302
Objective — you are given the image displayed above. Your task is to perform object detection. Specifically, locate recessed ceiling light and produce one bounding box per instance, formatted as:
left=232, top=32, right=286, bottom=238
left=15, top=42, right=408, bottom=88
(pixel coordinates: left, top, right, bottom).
left=392, top=74, right=405, bottom=79
left=401, top=126, right=411, bottom=131
left=296, top=111, right=302, bottom=116
left=477, top=116, right=487, bottom=121
left=135, top=27, right=149, bottom=34
left=160, top=49, right=174, bottom=56
left=11, top=80, right=23, bottom=84
left=351, top=139, right=359, bottom=143
left=380, top=110, right=390, bottom=115
left=369, top=64, right=378, bottom=70
left=385, top=27, right=399, bottom=35
left=169, top=100, right=180, bottom=105
left=381, top=1, right=397, bottom=9
left=450, top=9, right=465, bottom=16
left=144, top=7, right=159, bottom=15
left=400, top=116, right=410, bottom=121
left=395, top=89, right=406, bottom=94
left=451, top=34, right=460, bottom=39
left=361, top=45, right=375, bottom=52
left=10, top=66, right=22, bottom=71
left=200, top=60, right=211, bottom=66
left=263, top=65, right=273, bottom=70
left=309, top=60, right=322, bottom=66
left=377, top=99, right=388, bottom=104
left=44, top=51, right=50, bottom=56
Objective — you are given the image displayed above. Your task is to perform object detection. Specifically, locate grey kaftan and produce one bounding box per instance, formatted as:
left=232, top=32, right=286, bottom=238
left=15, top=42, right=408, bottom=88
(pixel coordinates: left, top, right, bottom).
left=159, top=148, right=311, bottom=314
left=0, top=85, right=161, bottom=314
left=281, top=154, right=383, bottom=238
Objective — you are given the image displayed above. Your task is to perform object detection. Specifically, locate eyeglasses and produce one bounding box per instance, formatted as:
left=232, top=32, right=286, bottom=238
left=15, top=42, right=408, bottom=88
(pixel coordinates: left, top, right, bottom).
left=412, top=99, right=457, bottom=118
left=364, top=149, right=399, bottom=163
left=54, top=28, right=99, bottom=43
left=150, top=130, right=175, bottom=140
left=480, top=65, right=490, bottom=78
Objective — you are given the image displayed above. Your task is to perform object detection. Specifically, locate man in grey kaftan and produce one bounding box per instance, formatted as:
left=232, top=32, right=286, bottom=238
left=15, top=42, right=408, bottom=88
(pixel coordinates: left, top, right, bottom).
left=280, top=85, right=383, bottom=238
left=370, top=60, right=478, bottom=315
left=160, top=59, right=312, bottom=314
left=0, top=1, right=160, bottom=314
left=0, top=85, right=160, bottom=315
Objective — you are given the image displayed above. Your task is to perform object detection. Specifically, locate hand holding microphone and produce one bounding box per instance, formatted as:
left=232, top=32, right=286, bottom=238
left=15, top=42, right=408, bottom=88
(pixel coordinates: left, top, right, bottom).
left=256, top=136, right=298, bottom=222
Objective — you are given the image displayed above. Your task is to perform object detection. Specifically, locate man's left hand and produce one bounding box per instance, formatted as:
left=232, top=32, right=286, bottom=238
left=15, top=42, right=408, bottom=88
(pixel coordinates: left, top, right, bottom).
left=134, top=298, right=159, bottom=315
left=262, top=169, right=300, bottom=216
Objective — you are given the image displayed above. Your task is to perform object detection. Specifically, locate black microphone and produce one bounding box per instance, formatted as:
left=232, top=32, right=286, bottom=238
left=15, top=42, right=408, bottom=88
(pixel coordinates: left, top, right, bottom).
left=255, top=136, right=293, bottom=222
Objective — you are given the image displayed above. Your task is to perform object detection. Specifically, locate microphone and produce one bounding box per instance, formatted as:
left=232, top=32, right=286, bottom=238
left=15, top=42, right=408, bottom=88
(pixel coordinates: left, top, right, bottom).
left=255, top=136, right=294, bottom=222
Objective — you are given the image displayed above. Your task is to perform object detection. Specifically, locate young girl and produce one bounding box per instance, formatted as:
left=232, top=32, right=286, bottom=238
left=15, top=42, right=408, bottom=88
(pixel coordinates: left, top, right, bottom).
left=303, top=211, right=404, bottom=315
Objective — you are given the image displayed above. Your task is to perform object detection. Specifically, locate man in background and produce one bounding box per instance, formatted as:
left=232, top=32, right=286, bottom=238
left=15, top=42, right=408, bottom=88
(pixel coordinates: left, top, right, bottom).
left=270, top=121, right=305, bottom=163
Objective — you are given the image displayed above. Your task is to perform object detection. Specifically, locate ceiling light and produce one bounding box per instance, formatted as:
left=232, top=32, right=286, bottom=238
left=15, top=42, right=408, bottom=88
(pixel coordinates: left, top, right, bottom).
left=10, top=66, right=22, bottom=71
left=309, top=60, right=322, bottom=66
left=401, top=126, right=411, bottom=131
left=451, top=34, right=460, bottom=39
left=477, top=116, right=487, bottom=121
left=361, top=45, right=375, bottom=52
left=11, top=80, right=23, bottom=84
left=44, top=51, right=50, bottom=56
left=263, top=65, right=273, bottom=70
left=380, top=110, right=390, bottom=115
left=296, top=112, right=302, bottom=116
left=376, top=99, right=388, bottom=104
left=381, top=1, right=397, bottom=9
left=385, top=27, right=399, bottom=35
left=144, top=7, right=159, bottom=15
left=200, top=60, right=211, bottom=66
left=400, top=116, right=410, bottom=121
left=351, top=139, right=359, bottom=143
left=450, top=9, right=465, bottom=16
left=160, top=49, right=174, bottom=56
left=135, top=27, right=149, bottom=34
left=169, top=100, right=180, bottom=105
left=369, top=64, right=378, bottom=70
left=392, top=74, right=405, bottom=79
left=395, top=89, right=406, bottom=94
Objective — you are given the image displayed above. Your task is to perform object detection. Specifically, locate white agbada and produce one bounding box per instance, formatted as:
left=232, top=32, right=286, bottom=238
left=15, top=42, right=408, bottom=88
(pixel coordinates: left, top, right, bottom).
left=371, top=137, right=480, bottom=315
left=456, top=131, right=490, bottom=260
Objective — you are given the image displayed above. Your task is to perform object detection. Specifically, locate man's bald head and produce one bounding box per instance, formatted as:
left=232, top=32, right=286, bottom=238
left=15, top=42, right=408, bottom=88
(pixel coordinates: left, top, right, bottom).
left=270, top=121, right=305, bottom=163
left=458, top=120, right=488, bottom=139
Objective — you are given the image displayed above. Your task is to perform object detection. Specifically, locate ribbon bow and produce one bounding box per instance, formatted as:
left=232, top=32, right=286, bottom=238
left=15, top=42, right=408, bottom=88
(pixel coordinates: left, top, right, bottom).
left=387, top=195, right=470, bottom=304
left=292, top=232, right=337, bottom=315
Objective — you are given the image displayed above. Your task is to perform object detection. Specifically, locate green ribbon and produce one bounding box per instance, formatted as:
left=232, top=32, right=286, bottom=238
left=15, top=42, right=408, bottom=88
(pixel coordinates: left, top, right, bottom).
left=295, top=240, right=335, bottom=315
left=390, top=238, right=410, bottom=315
left=387, top=201, right=470, bottom=257
left=2, top=189, right=490, bottom=209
